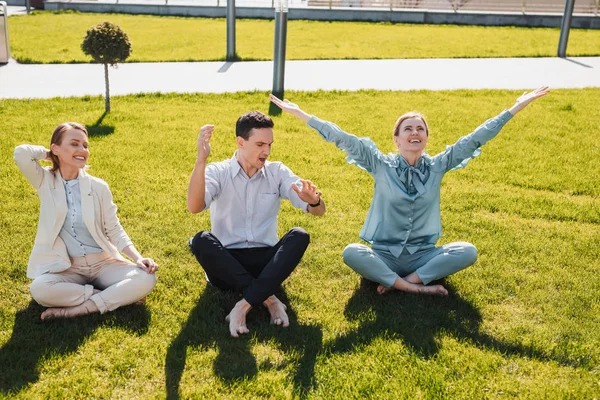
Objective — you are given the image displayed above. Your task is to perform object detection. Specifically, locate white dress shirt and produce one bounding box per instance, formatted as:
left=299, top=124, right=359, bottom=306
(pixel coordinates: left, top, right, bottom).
left=204, top=153, right=308, bottom=248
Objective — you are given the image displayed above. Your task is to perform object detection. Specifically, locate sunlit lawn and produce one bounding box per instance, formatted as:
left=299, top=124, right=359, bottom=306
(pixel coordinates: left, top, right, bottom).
left=7, top=11, right=600, bottom=63
left=0, top=89, right=599, bottom=398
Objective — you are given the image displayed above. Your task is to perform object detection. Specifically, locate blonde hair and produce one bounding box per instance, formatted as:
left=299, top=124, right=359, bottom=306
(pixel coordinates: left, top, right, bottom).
left=393, top=111, right=429, bottom=137
left=49, top=122, right=89, bottom=172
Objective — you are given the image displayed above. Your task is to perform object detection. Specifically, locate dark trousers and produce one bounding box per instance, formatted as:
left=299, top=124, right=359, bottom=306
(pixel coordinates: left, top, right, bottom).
left=189, top=228, right=310, bottom=307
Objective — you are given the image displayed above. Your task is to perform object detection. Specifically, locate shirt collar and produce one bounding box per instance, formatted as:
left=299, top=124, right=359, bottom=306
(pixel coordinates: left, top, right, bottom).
left=62, top=177, right=79, bottom=188
left=230, top=151, right=267, bottom=179
left=397, top=152, right=431, bottom=170
left=230, top=152, right=242, bottom=178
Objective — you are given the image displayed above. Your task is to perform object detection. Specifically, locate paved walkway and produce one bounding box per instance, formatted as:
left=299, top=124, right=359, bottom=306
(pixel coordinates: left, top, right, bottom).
left=5, top=5, right=28, bottom=15
left=1, top=56, right=599, bottom=99
left=2, top=4, right=599, bottom=98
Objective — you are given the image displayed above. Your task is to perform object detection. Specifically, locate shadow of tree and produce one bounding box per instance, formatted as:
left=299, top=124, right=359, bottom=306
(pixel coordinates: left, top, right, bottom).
left=0, top=301, right=150, bottom=395
left=86, top=111, right=115, bottom=137
left=166, top=287, right=322, bottom=399
left=327, top=279, right=572, bottom=366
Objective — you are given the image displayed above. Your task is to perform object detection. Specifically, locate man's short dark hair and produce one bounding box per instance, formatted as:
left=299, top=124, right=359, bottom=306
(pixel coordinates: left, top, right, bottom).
left=236, top=111, right=274, bottom=140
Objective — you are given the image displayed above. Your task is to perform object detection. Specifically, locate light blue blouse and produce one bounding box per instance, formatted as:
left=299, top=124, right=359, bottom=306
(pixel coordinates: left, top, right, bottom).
left=59, top=178, right=103, bottom=257
left=307, top=110, right=513, bottom=257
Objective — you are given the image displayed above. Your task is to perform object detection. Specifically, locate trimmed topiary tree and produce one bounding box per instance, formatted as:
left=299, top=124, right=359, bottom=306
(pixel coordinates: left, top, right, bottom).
left=81, top=22, right=132, bottom=113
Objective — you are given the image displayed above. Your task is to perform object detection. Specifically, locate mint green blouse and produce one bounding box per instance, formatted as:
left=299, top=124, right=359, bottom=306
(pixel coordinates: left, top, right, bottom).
left=307, top=110, right=513, bottom=257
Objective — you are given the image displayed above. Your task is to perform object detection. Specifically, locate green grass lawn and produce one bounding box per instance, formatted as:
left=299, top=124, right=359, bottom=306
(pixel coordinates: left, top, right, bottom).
left=7, top=11, right=600, bottom=63
left=1, top=89, right=599, bottom=398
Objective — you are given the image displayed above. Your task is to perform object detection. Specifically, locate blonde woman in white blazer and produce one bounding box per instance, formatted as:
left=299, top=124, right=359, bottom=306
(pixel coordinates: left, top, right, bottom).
left=14, top=122, right=157, bottom=320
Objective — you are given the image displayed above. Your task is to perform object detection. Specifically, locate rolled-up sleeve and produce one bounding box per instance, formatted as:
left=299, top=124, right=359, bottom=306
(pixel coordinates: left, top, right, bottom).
left=435, top=110, right=513, bottom=171
left=308, top=116, right=383, bottom=174
left=277, top=164, right=308, bottom=212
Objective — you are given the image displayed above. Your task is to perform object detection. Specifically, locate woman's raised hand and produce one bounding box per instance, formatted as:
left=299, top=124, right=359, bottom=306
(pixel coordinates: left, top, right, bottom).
left=509, top=86, right=550, bottom=115
left=269, top=94, right=312, bottom=123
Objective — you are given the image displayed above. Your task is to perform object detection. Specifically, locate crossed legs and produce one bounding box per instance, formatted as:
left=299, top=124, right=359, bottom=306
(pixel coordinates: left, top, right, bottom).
left=30, top=256, right=157, bottom=320
left=343, top=242, right=478, bottom=296
left=189, top=228, right=310, bottom=338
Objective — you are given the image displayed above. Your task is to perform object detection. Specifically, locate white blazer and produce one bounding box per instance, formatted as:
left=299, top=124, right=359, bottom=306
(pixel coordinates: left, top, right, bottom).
left=14, top=144, right=133, bottom=279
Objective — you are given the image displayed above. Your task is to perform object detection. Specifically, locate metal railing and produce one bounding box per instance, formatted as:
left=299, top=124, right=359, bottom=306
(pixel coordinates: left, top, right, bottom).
left=57, top=0, right=600, bottom=14
left=307, top=0, right=599, bottom=13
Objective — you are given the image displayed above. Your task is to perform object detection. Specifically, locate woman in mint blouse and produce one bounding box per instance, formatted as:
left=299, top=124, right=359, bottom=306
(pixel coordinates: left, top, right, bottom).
left=270, top=87, right=549, bottom=296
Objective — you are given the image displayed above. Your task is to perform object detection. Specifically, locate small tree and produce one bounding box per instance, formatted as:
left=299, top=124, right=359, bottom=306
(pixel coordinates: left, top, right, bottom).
left=81, top=22, right=132, bottom=113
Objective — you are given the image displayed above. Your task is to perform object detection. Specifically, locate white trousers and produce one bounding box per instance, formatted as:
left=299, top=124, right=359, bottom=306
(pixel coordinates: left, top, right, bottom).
left=30, top=253, right=157, bottom=314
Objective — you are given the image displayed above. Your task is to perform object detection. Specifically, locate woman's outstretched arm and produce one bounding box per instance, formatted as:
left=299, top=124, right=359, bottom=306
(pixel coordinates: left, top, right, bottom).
left=269, top=94, right=312, bottom=122
left=508, top=86, right=550, bottom=116
left=437, top=87, right=550, bottom=171
left=269, top=94, right=384, bottom=174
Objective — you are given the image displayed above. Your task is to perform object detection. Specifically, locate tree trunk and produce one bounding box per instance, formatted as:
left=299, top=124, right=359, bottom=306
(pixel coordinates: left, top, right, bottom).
left=104, top=63, right=111, bottom=113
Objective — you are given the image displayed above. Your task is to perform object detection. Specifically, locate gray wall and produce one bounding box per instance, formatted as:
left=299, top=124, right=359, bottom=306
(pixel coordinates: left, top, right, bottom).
left=38, top=1, right=600, bottom=29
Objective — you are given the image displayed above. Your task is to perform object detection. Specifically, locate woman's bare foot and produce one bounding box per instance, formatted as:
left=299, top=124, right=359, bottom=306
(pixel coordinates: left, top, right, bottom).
left=419, top=284, right=448, bottom=296
left=382, top=277, right=449, bottom=296
left=40, top=299, right=99, bottom=321
left=377, top=284, right=395, bottom=295
left=263, top=295, right=289, bottom=327
left=134, top=296, right=146, bottom=305
left=225, top=299, right=252, bottom=338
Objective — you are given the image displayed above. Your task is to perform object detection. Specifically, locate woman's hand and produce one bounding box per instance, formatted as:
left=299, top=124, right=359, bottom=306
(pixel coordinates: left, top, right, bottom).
left=269, top=94, right=312, bottom=123
left=509, top=86, right=550, bottom=116
left=136, top=257, right=159, bottom=274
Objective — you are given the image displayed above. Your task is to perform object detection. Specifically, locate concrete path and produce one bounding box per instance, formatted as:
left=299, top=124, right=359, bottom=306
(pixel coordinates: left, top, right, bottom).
left=5, top=5, right=29, bottom=15
left=1, top=56, right=599, bottom=99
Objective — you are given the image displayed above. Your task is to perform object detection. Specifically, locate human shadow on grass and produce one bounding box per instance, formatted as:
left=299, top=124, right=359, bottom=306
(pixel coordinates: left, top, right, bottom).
left=0, top=301, right=150, bottom=395
left=86, top=111, right=115, bottom=137
left=165, top=287, right=322, bottom=399
left=327, top=279, right=567, bottom=366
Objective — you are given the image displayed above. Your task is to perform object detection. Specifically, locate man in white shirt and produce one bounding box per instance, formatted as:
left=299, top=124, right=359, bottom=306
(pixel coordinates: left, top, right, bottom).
left=187, top=111, right=326, bottom=338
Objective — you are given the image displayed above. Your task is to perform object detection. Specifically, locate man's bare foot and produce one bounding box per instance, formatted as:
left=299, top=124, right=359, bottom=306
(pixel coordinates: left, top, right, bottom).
left=225, top=299, right=252, bottom=338
left=263, top=295, right=289, bottom=327
left=377, top=284, right=395, bottom=295
left=41, top=299, right=99, bottom=321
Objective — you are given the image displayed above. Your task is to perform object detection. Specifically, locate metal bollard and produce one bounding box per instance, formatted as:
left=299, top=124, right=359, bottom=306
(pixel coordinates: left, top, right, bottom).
left=558, top=0, right=575, bottom=57
left=269, top=0, right=288, bottom=116
left=226, top=0, right=236, bottom=61
left=0, top=1, right=10, bottom=64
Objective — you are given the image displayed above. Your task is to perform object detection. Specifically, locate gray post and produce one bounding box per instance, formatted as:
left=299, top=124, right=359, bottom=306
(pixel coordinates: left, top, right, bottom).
left=25, top=0, right=31, bottom=14
left=558, top=0, right=575, bottom=58
left=226, top=0, right=236, bottom=61
left=269, top=0, right=288, bottom=115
